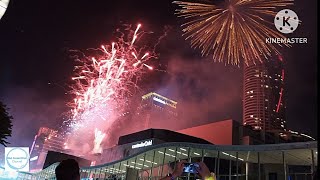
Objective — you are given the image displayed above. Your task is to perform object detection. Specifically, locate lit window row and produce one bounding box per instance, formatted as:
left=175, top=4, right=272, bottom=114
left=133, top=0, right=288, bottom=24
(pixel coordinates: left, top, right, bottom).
left=246, top=90, right=254, bottom=94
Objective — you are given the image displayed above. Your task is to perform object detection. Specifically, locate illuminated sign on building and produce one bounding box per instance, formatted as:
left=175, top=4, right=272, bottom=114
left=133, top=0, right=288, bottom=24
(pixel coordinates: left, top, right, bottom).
left=131, top=140, right=153, bottom=149
left=5, top=147, right=29, bottom=172
left=153, top=97, right=166, bottom=105
left=29, top=156, right=38, bottom=162
left=142, top=92, right=177, bottom=109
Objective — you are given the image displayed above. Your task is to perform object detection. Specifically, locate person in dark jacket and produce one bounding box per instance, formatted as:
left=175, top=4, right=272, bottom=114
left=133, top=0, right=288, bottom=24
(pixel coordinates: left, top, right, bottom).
left=55, top=159, right=80, bottom=180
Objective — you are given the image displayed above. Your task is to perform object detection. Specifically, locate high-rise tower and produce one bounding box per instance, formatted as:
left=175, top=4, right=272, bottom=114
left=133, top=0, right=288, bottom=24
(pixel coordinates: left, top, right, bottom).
left=29, top=127, right=69, bottom=171
left=133, top=92, right=178, bottom=130
left=243, top=56, right=286, bottom=132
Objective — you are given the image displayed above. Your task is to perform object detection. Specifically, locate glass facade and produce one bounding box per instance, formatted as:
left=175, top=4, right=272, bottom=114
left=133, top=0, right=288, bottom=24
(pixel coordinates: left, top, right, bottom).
left=17, top=141, right=317, bottom=180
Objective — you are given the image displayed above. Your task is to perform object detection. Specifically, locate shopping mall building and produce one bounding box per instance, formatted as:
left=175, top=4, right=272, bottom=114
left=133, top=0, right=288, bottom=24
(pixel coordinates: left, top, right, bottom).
left=15, top=127, right=317, bottom=180
left=9, top=93, right=318, bottom=180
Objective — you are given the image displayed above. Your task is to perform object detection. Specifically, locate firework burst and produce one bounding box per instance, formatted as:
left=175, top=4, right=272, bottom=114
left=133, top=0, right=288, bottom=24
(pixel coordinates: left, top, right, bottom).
left=65, top=24, right=157, bottom=153
left=173, top=0, right=293, bottom=66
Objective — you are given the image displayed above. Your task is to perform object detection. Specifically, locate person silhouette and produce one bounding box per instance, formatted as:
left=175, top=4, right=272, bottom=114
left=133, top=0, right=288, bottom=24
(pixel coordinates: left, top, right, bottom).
left=55, top=159, right=80, bottom=180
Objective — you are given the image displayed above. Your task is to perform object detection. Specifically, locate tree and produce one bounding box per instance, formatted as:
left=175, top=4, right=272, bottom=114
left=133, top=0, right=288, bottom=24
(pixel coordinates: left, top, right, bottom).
left=0, top=101, right=13, bottom=146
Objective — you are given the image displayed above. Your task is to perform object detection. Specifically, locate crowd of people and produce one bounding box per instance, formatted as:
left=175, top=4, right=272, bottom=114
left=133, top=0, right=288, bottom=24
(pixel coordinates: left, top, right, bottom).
left=55, top=159, right=216, bottom=180
left=55, top=158, right=317, bottom=180
left=159, top=160, right=216, bottom=180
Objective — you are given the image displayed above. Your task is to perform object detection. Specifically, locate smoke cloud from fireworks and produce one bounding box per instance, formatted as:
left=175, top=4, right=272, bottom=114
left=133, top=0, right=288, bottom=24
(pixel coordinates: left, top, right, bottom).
left=153, top=57, right=243, bottom=130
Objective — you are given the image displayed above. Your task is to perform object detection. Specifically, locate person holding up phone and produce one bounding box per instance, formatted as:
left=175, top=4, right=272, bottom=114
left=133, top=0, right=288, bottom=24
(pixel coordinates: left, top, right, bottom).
left=160, top=160, right=216, bottom=180
left=197, top=161, right=217, bottom=180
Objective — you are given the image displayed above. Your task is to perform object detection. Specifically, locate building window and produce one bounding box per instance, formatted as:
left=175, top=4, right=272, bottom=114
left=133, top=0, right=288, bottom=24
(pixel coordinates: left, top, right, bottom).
left=247, top=90, right=254, bottom=94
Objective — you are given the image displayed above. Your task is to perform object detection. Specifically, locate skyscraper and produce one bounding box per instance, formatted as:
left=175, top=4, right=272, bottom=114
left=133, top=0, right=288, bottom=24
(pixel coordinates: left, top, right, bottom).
left=243, top=56, right=286, bottom=133
left=133, top=92, right=178, bottom=130
left=29, top=127, right=69, bottom=171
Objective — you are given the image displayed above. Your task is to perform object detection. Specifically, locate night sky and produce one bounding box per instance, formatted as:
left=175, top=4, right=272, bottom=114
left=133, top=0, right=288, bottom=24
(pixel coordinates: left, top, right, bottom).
left=0, top=0, right=317, bottom=148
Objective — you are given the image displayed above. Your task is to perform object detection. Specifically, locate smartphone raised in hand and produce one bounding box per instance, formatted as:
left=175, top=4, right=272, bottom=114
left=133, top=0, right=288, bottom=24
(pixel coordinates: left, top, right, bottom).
left=182, top=162, right=200, bottom=174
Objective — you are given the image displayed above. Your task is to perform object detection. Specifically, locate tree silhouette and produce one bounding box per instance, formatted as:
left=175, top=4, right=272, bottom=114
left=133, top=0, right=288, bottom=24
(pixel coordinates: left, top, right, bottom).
left=0, top=101, right=13, bottom=146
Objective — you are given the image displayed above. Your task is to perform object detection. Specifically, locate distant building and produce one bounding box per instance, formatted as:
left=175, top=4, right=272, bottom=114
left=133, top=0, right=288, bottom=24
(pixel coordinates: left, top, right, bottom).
left=280, top=129, right=316, bottom=142
left=243, top=56, right=286, bottom=133
left=133, top=92, right=178, bottom=130
left=29, top=127, right=69, bottom=171
left=178, top=119, right=241, bottom=145
left=178, top=119, right=315, bottom=145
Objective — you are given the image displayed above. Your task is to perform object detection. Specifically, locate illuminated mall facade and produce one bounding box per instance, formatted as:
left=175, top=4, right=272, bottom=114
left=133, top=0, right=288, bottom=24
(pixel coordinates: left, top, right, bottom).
left=16, top=138, right=318, bottom=180
left=4, top=92, right=317, bottom=180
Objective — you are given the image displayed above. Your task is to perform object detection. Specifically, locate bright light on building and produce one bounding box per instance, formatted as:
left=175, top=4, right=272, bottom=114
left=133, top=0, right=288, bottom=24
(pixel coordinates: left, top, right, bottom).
left=29, top=156, right=38, bottom=162
left=153, top=97, right=166, bottom=105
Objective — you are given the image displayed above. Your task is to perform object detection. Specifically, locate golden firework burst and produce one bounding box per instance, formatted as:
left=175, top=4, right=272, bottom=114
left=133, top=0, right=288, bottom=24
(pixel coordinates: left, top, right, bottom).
left=173, top=0, right=293, bottom=66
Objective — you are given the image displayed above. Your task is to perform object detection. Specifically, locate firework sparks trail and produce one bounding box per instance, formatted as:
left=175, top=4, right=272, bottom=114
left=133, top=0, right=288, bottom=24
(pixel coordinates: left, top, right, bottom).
left=66, top=24, right=157, bottom=154
left=173, top=0, right=293, bottom=66
left=92, top=128, right=106, bottom=154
